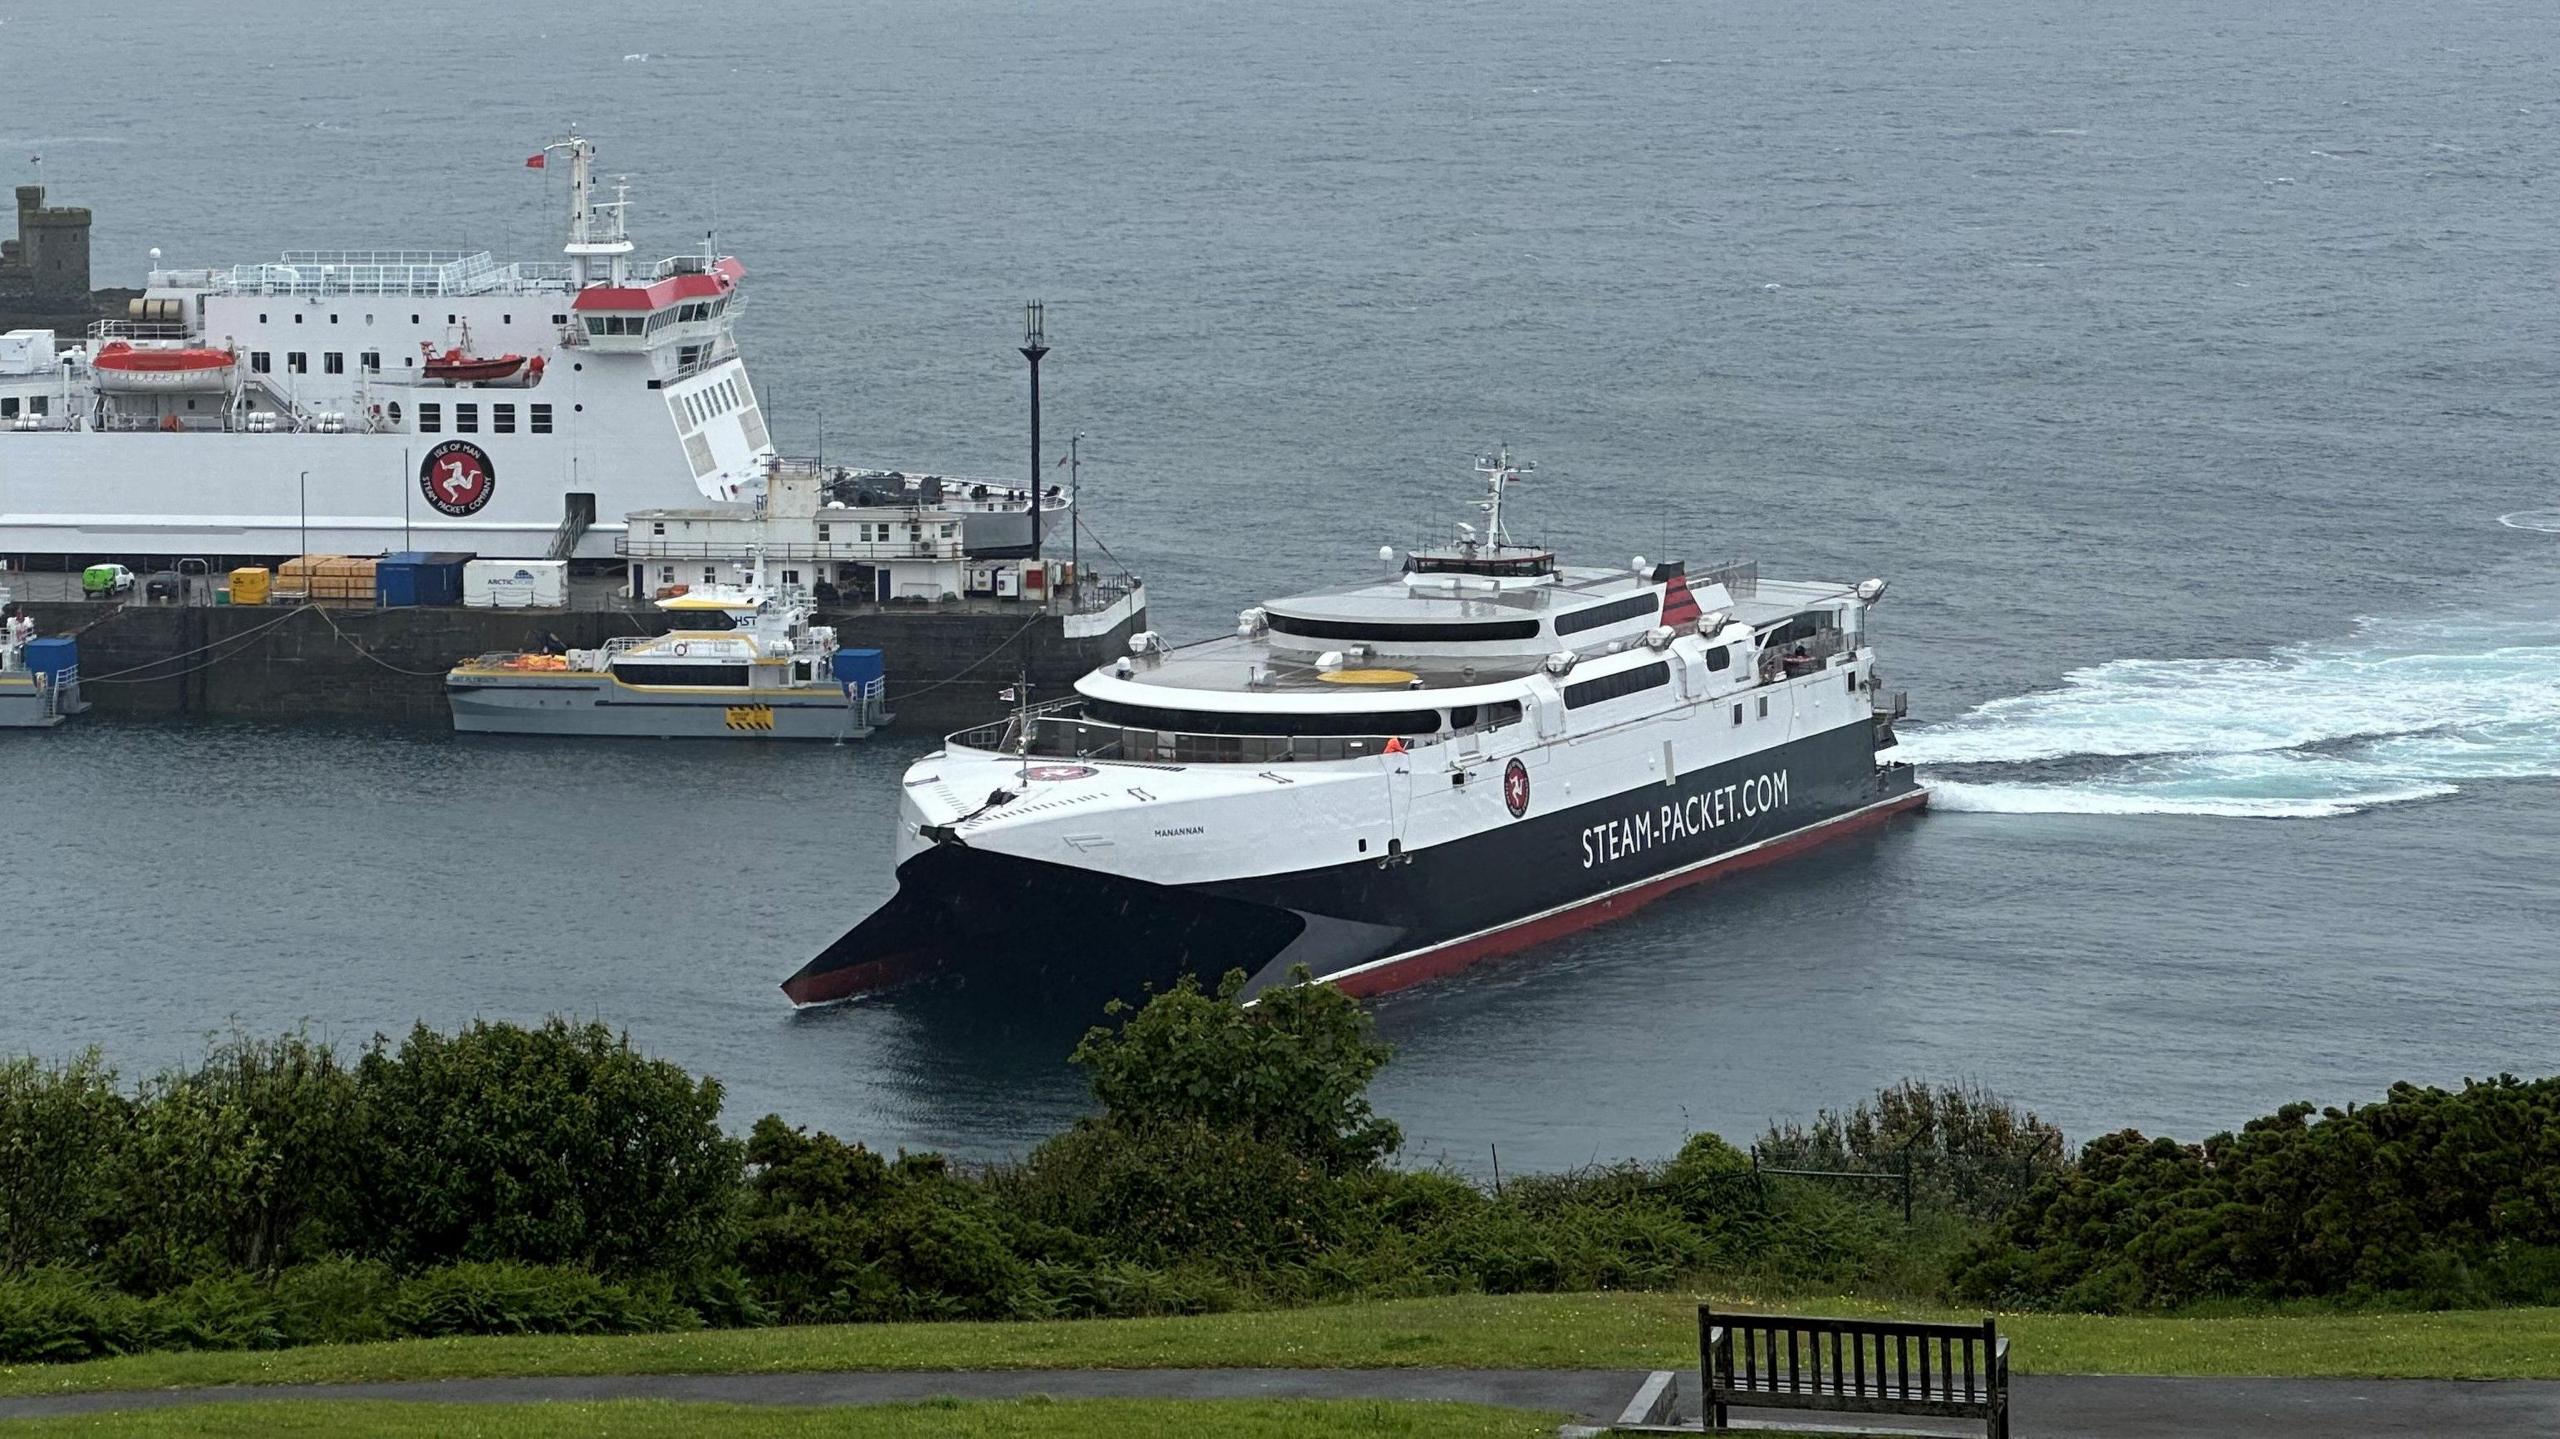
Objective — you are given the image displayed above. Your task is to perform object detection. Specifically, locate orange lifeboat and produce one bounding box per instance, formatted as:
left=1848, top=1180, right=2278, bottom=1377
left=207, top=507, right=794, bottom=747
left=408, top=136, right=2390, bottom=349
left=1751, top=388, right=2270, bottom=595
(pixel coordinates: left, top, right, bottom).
left=421, top=344, right=542, bottom=385
left=91, top=341, right=236, bottom=393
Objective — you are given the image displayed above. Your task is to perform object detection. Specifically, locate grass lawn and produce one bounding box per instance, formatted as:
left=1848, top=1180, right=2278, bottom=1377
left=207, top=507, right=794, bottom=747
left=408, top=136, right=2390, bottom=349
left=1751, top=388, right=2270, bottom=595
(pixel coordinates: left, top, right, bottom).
left=0, top=1398, right=1561, bottom=1437
left=3, top=1290, right=2558, bottom=1399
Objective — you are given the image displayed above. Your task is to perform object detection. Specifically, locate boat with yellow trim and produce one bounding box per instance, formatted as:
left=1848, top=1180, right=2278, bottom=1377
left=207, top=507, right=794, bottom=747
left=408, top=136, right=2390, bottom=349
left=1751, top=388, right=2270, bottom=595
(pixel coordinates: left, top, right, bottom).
left=445, top=579, right=886, bottom=739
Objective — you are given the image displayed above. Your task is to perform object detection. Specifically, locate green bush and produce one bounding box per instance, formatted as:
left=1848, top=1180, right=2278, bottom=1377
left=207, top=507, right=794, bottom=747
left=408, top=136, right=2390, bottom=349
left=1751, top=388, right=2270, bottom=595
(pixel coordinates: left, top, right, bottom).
left=1070, top=969, right=1399, bottom=1175
left=354, top=1019, right=741, bottom=1279
left=270, top=1256, right=397, bottom=1346
left=0, top=1268, right=146, bottom=1363
left=147, top=1272, right=287, bottom=1352
left=102, top=1033, right=365, bottom=1291
left=737, top=1117, right=1040, bottom=1324
left=0, top=1051, right=125, bottom=1274
left=1958, top=1076, right=2560, bottom=1311
left=387, top=1261, right=692, bottom=1338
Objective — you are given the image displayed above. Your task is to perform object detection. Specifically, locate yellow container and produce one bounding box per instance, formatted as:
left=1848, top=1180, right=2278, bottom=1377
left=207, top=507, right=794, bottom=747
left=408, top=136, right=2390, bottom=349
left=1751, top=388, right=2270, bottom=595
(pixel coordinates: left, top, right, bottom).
left=228, top=567, right=270, bottom=606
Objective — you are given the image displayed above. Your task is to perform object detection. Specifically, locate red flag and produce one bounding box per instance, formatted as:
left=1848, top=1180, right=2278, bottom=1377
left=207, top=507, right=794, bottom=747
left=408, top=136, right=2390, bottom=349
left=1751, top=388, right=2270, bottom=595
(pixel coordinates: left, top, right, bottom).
left=525, top=153, right=546, bottom=169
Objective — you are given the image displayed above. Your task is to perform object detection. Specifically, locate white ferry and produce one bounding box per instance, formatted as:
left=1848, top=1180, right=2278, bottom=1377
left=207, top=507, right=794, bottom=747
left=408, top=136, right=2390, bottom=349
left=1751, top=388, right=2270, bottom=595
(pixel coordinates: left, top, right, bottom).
left=784, top=452, right=1924, bottom=1005
left=0, top=139, right=1063, bottom=565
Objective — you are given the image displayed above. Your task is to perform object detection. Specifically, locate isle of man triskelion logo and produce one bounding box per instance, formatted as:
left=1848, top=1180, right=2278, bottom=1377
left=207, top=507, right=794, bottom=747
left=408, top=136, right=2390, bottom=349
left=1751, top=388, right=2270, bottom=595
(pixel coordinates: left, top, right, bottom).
left=419, top=440, right=496, bottom=517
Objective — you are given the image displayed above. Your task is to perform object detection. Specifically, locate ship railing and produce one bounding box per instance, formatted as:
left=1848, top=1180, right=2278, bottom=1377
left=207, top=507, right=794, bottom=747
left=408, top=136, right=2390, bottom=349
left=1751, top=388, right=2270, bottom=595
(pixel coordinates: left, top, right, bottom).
left=1697, top=557, right=1759, bottom=599
left=89, top=319, right=198, bottom=343
left=205, top=252, right=578, bottom=297
left=1758, top=626, right=1852, bottom=681
left=950, top=706, right=1452, bottom=767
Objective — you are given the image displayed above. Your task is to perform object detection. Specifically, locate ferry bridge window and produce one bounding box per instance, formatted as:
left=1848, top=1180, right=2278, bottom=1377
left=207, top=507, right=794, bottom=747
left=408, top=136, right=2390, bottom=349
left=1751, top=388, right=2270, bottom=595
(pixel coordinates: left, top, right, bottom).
left=417, top=403, right=441, bottom=433
left=1084, top=699, right=1442, bottom=738
left=616, top=662, right=749, bottom=687
left=454, top=404, right=478, bottom=434
left=1704, top=645, right=1731, bottom=672
left=324, top=353, right=344, bottom=376
left=493, top=404, right=516, bottom=434
left=249, top=352, right=271, bottom=374
left=1267, top=612, right=1542, bottom=644
left=1448, top=705, right=1478, bottom=728
left=1563, top=660, right=1671, bottom=710
left=529, top=404, right=552, bottom=434
left=1553, top=591, right=1663, bottom=637
left=286, top=352, right=307, bottom=374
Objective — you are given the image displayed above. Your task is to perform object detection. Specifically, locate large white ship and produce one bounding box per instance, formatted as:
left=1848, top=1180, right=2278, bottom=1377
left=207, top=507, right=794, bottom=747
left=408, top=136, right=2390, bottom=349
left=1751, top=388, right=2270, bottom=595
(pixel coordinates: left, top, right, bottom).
left=0, top=139, right=1062, bottom=566
left=785, top=452, right=1925, bottom=1006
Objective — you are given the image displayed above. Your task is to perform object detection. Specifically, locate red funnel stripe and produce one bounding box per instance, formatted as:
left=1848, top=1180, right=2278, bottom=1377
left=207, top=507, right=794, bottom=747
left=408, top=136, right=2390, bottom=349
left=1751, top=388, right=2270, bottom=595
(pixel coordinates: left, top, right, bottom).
left=1660, top=574, right=1701, bottom=627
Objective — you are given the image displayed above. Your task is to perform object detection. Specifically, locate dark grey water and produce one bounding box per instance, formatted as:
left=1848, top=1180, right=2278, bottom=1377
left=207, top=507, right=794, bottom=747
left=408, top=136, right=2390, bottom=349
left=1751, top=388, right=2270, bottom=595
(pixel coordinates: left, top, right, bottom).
left=6, top=0, right=2559, bottom=1169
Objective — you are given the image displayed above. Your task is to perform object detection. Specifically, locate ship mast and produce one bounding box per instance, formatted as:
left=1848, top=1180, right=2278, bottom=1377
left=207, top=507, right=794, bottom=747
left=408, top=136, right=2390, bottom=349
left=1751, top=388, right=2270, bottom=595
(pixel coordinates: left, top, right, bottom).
left=1473, top=445, right=1535, bottom=552
left=552, top=134, right=634, bottom=287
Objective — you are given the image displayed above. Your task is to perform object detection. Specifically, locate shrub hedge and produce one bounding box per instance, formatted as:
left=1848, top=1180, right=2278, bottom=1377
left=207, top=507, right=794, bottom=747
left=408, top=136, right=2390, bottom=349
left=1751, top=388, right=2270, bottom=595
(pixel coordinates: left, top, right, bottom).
left=2, top=977, right=2556, bottom=1366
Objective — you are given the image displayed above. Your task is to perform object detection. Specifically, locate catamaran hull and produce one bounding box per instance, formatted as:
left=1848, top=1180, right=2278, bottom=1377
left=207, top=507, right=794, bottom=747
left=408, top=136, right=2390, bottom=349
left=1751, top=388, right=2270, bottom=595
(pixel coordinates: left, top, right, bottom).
left=449, top=675, right=876, bottom=739
left=784, top=726, right=1923, bottom=1006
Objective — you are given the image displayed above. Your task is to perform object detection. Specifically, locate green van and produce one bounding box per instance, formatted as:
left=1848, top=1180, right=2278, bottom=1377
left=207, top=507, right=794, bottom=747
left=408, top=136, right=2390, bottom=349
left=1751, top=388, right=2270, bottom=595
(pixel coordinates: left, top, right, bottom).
left=81, top=564, right=135, bottom=599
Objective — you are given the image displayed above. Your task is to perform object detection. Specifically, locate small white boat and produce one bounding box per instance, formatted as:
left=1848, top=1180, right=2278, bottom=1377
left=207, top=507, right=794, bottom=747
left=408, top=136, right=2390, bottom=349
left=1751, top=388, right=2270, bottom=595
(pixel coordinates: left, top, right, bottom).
left=446, top=579, right=887, bottom=739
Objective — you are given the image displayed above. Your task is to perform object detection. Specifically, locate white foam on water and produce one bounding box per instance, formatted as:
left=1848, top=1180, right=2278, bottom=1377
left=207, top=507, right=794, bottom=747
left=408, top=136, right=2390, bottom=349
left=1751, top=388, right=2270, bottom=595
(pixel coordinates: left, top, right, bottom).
left=2499, top=509, right=2560, bottom=534
left=1903, top=609, right=2560, bottom=818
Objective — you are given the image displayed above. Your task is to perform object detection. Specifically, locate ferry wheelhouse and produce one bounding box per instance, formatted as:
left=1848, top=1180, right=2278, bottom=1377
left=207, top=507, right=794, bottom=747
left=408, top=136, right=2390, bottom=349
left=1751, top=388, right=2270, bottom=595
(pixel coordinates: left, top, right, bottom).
left=784, top=452, right=1924, bottom=1005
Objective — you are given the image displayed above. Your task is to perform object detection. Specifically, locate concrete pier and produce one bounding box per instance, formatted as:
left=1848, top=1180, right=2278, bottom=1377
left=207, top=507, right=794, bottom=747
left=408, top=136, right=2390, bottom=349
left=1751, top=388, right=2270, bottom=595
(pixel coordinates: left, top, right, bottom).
left=12, top=585, right=1145, bottom=734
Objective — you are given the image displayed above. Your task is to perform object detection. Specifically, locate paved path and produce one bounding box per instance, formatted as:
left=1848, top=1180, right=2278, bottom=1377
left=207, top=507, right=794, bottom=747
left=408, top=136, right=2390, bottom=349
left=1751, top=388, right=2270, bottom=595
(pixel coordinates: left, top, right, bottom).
left=0, top=1368, right=2555, bottom=1435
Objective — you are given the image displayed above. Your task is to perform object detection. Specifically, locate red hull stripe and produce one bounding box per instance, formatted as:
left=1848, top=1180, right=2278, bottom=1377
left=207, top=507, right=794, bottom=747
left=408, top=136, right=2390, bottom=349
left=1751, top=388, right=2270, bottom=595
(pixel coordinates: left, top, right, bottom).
left=782, top=946, right=948, bottom=1007
left=1660, top=574, right=1701, bottom=627
left=1326, top=788, right=1928, bottom=999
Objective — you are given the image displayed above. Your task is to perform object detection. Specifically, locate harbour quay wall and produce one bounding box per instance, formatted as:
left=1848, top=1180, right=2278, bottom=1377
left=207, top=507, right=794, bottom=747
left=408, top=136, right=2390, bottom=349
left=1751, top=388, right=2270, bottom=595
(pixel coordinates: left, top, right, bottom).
left=16, top=594, right=1145, bottom=733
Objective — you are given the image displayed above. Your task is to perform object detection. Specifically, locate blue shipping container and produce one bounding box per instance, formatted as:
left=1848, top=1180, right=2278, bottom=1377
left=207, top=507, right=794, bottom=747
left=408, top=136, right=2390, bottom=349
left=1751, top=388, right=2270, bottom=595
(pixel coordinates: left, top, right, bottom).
left=376, top=551, right=473, bottom=608
left=831, top=648, right=885, bottom=691
left=21, top=637, right=77, bottom=683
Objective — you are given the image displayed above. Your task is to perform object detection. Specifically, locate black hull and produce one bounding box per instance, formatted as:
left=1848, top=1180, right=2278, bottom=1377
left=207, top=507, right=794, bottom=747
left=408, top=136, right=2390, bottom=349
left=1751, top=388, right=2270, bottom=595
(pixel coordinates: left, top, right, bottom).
left=784, top=723, right=1922, bottom=1007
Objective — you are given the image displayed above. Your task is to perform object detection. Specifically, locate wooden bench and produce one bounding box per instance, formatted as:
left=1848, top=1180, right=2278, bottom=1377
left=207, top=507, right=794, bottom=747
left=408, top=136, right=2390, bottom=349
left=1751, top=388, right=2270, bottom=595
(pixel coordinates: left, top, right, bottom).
left=1700, top=1306, right=2009, bottom=1438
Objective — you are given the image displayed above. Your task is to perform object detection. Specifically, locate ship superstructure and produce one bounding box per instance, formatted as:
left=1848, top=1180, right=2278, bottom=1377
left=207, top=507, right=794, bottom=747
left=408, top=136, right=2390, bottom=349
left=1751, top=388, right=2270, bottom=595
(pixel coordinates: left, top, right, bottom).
left=0, top=138, right=773, bottom=563
left=784, top=452, right=1925, bottom=1006
left=0, top=140, right=1067, bottom=568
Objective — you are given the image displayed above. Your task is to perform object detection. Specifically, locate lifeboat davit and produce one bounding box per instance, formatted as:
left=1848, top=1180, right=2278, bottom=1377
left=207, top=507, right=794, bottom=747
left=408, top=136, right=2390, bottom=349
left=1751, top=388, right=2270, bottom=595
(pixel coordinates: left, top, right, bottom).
left=422, top=345, right=543, bottom=386
left=91, top=341, right=236, bottom=393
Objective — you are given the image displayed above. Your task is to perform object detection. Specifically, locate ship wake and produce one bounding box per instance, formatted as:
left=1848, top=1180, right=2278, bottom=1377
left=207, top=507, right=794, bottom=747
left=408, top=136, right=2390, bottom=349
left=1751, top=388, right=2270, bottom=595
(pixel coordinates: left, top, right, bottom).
left=1899, top=608, right=2560, bottom=819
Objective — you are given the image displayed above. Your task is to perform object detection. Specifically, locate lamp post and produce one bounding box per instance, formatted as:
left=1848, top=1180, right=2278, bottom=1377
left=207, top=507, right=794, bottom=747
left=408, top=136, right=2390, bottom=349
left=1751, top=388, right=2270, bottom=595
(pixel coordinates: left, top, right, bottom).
left=1068, top=430, right=1083, bottom=603
left=1018, top=302, right=1048, bottom=561
left=298, top=469, right=309, bottom=570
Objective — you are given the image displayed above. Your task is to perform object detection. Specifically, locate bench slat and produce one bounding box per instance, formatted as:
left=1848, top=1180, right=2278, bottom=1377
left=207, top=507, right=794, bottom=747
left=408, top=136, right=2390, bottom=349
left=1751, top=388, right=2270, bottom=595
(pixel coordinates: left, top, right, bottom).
left=1702, top=1306, right=2007, bottom=1432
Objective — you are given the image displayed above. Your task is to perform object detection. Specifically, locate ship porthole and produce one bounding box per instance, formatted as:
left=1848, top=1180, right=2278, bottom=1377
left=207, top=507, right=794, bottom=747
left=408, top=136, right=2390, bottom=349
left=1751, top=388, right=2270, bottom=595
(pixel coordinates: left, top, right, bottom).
left=573, top=404, right=584, bottom=413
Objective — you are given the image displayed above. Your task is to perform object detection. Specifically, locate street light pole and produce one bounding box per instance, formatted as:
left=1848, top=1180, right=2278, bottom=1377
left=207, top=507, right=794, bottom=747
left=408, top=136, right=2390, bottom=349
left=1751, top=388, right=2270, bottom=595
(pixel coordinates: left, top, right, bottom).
left=1018, top=302, right=1048, bottom=561
left=1068, top=430, right=1083, bottom=602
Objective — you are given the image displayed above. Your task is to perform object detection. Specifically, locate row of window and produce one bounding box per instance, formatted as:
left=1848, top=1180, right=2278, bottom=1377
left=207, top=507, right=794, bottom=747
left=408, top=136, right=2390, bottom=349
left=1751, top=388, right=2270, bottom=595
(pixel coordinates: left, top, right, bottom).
left=1266, top=612, right=1543, bottom=644
left=250, top=350, right=378, bottom=375
left=415, top=402, right=553, bottom=435
left=681, top=377, right=745, bottom=429
left=1563, top=660, right=1671, bottom=710
left=1553, top=591, right=1663, bottom=636
left=0, top=395, right=47, bottom=417
left=1083, top=698, right=1521, bottom=739
left=586, top=297, right=727, bottom=341
left=255, top=312, right=565, bottom=327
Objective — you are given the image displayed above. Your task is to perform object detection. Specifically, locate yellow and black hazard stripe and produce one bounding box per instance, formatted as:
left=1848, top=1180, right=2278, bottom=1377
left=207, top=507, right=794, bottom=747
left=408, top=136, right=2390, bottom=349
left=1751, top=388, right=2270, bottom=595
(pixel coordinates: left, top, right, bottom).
left=723, top=706, right=777, bottom=732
